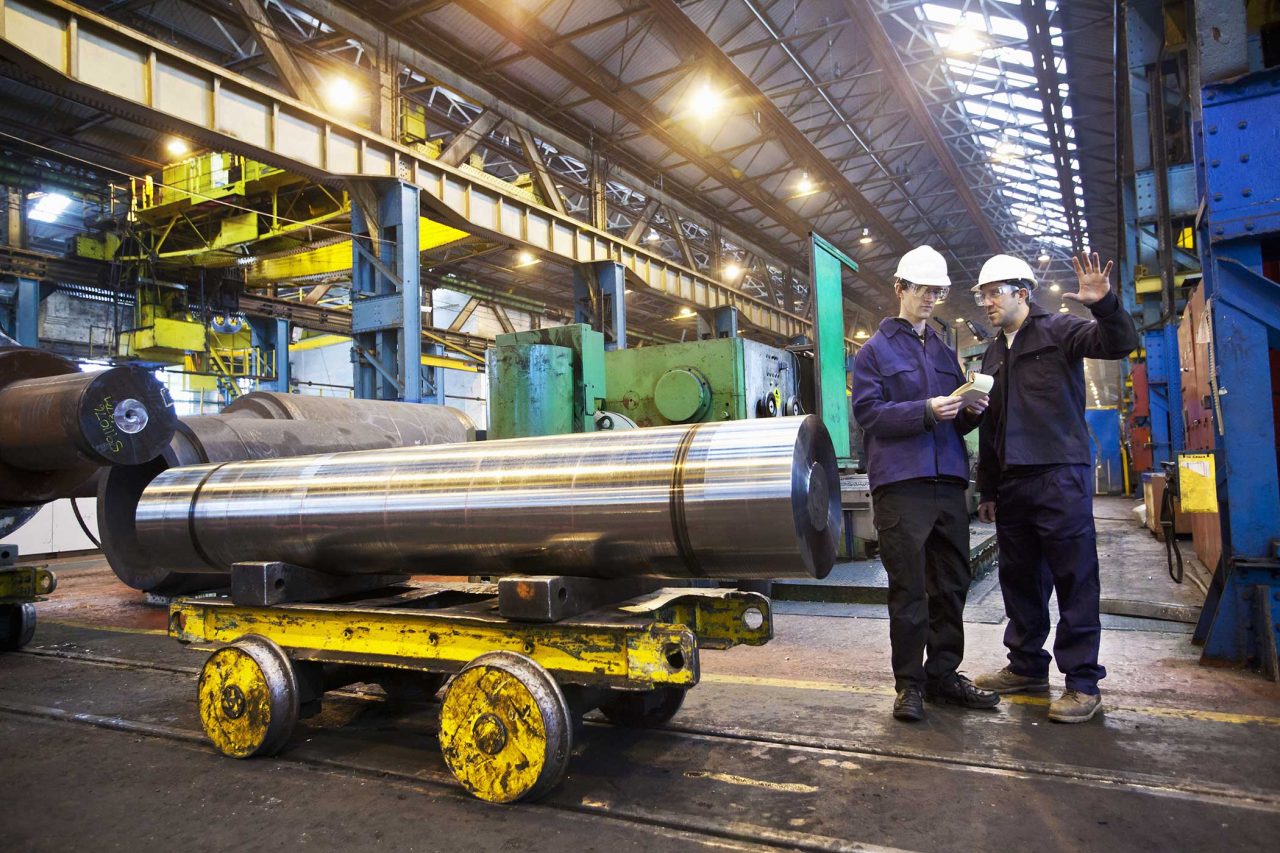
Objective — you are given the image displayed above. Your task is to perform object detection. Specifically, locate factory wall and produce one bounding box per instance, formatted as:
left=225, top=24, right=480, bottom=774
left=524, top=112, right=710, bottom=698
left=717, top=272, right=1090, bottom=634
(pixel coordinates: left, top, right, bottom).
left=38, top=291, right=116, bottom=355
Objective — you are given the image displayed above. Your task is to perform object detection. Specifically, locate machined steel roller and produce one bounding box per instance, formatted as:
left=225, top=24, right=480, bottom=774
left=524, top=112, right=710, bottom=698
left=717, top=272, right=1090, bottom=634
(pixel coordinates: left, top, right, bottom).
left=99, top=392, right=477, bottom=594
left=135, top=415, right=840, bottom=580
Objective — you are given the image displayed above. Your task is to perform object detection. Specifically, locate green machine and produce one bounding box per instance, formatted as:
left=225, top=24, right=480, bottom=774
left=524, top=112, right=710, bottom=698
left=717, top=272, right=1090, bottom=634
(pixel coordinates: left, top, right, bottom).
left=488, top=326, right=803, bottom=437
left=487, top=325, right=607, bottom=439
left=488, top=234, right=855, bottom=451
left=604, top=337, right=802, bottom=428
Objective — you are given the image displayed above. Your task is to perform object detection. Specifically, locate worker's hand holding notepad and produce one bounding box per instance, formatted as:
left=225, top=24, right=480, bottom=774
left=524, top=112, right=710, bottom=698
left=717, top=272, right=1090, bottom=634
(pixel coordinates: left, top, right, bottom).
left=953, top=371, right=993, bottom=404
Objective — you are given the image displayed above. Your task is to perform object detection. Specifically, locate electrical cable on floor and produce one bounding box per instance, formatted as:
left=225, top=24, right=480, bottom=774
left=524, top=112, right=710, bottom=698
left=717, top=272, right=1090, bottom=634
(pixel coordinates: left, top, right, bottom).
left=70, top=497, right=102, bottom=551
left=1159, top=462, right=1184, bottom=584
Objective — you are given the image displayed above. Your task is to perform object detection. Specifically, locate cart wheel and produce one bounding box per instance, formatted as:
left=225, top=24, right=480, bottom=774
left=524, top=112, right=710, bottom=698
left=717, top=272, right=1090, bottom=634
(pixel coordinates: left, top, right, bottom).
left=438, top=651, right=572, bottom=803
left=599, top=686, right=687, bottom=728
left=197, top=635, right=299, bottom=759
left=0, top=603, right=36, bottom=651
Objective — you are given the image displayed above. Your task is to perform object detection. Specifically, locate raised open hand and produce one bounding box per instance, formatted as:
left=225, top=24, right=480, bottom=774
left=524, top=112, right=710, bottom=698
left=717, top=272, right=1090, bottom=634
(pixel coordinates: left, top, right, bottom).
left=1064, top=251, right=1114, bottom=306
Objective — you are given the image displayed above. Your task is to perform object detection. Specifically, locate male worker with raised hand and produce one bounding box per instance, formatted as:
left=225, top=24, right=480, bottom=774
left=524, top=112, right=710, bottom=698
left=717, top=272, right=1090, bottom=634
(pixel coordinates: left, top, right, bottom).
left=971, top=252, right=1139, bottom=723
left=851, top=246, right=998, bottom=722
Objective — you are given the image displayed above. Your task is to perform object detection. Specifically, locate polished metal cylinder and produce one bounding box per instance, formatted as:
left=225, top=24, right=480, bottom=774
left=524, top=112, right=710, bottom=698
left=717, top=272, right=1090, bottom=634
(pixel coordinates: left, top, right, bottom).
left=99, top=395, right=476, bottom=594
left=135, top=415, right=839, bottom=580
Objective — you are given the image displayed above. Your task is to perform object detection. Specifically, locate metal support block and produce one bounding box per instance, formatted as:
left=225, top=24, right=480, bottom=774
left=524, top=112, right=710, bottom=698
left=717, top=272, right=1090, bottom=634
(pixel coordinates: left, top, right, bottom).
left=229, top=561, right=406, bottom=607
left=1197, top=559, right=1280, bottom=680
left=497, top=576, right=665, bottom=623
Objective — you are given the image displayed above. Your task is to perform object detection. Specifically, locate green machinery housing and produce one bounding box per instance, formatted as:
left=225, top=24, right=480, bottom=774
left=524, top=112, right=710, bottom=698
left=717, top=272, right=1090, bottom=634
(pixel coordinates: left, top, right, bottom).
left=487, top=234, right=857, bottom=458
left=487, top=324, right=806, bottom=440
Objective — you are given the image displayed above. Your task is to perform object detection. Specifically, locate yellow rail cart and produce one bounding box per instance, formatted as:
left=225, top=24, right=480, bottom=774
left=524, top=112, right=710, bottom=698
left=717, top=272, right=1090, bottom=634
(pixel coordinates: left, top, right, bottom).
left=0, top=545, right=56, bottom=651
left=169, top=577, right=771, bottom=803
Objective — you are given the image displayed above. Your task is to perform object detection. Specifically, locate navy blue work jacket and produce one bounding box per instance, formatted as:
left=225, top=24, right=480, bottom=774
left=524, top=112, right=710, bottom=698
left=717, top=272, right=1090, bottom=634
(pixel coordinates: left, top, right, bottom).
left=975, top=293, right=1139, bottom=501
left=850, top=318, right=977, bottom=492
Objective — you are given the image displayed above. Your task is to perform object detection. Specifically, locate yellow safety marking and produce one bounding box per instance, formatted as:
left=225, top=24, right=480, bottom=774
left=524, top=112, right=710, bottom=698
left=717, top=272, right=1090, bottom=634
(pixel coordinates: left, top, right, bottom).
left=198, top=645, right=275, bottom=759
left=703, top=673, right=894, bottom=696
left=1003, top=693, right=1280, bottom=727
left=438, top=665, right=549, bottom=803
left=684, top=770, right=819, bottom=794
left=704, top=673, right=1280, bottom=727
left=41, top=619, right=167, bottom=637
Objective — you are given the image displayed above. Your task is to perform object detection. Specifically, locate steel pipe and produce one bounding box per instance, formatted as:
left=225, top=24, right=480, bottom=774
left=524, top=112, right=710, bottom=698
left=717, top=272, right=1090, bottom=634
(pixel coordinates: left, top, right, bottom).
left=136, top=415, right=839, bottom=580
left=99, top=392, right=476, bottom=593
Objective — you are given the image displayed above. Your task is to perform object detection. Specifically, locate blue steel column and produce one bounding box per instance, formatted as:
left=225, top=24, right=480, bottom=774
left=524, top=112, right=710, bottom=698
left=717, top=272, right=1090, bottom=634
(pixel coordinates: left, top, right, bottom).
left=249, top=317, right=290, bottom=392
left=1191, top=67, right=1280, bottom=672
left=573, top=261, right=627, bottom=351
left=421, top=342, right=445, bottom=405
left=351, top=181, right=422, bottom=402
left=13, top=278, right=39, bottom=347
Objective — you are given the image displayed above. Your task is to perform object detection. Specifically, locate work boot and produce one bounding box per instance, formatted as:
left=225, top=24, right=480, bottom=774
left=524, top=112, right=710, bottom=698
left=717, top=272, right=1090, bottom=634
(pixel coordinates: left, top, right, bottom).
left=893, top=686, right=925, bottom=722
left=974, top=666, right=1050, bottom=695
left=924, top=672, right=1000, bottom=709
left=1048, top=689, right=1103, bottom=723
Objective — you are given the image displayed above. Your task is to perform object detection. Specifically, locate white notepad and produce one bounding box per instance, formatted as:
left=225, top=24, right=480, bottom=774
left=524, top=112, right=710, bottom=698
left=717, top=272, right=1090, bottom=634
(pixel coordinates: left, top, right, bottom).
left=953, top=371, right=993, bottom=403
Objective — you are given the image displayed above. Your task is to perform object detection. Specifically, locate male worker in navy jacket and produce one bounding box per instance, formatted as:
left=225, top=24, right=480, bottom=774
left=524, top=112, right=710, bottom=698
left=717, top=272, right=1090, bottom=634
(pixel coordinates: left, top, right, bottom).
left=972, top=252, right=1138, bottom=723
left=851, top=246, right=999, bottom=722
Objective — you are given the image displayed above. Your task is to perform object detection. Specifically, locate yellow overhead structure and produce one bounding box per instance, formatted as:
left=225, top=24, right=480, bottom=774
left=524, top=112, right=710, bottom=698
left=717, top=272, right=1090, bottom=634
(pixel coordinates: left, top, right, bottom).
left=244, top=216, right=469, bottom=285
left=290, top=333, right=481, bottom=372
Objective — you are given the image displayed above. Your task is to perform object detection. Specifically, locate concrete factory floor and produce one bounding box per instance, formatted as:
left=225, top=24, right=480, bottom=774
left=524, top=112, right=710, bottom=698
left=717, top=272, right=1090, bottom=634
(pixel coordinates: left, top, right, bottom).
left=2, top=498, right=1278, bottom=852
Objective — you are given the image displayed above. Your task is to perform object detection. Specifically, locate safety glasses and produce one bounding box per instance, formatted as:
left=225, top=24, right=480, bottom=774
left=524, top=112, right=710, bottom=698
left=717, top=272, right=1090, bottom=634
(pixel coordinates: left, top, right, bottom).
left=903, top=283, right=950, bottom=302
left=973, top=284, right=1019, bottom=306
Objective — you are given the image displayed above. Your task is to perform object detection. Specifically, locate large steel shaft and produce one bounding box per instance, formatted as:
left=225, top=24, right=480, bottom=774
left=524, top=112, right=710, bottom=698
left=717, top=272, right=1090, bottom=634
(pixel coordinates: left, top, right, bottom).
left=99, top=391, right=476, bottom=593
left=137, top=415, right=839, bottom=580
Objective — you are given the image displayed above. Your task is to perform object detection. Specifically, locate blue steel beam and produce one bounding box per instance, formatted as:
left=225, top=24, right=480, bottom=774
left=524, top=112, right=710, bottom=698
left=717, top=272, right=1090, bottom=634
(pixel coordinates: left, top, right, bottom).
left=351, top=181, right=421, bottom=402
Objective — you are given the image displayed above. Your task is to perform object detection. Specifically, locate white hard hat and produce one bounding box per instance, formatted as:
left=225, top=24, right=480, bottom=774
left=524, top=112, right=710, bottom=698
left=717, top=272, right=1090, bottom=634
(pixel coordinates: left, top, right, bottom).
left=973, top=254, right=1036, bottom=291
left=894, top=246, right=950, bottom=288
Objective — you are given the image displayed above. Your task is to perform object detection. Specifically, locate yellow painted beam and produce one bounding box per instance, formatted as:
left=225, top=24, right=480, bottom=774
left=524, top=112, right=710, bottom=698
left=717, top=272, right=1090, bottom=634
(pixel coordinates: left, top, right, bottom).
left=248, top=216, right=468, bottom=283
left=290, top=333, right=481, bottom=372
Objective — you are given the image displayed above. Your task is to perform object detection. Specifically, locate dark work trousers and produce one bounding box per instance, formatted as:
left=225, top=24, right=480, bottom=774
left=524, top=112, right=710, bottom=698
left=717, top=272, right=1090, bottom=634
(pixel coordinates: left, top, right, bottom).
left=995, top=465, right=1106, bottom=694
left=873, top=479, right=972, bottom=691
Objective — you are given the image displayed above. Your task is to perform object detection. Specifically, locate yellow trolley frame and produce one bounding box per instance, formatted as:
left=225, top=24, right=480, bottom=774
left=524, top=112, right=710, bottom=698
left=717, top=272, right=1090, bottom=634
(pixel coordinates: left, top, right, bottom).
left=170, top=583, right=772, bottom=803
left=0, top=563, right=56, bottom=651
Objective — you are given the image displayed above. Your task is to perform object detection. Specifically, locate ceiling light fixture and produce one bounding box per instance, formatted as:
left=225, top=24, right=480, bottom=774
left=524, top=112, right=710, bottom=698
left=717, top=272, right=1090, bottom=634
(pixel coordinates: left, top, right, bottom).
left=1038, top=252, right=1051, bottom=263
left=946, top=25, right=986, bottom=56
left=797, top=171, right=814, bottom=195
left=724, top=263, right=742, bottom=280
left=689, top=80, right=723, bottom=117
left=1049, top=283, right=1061, bottom=293
left=516, top=250, right=538, bottom=267
left=859, top=227, right=873, bottom=245
left=165, top=138, right=190, bottom=158
left=324, top=77, right=359, bottom=111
